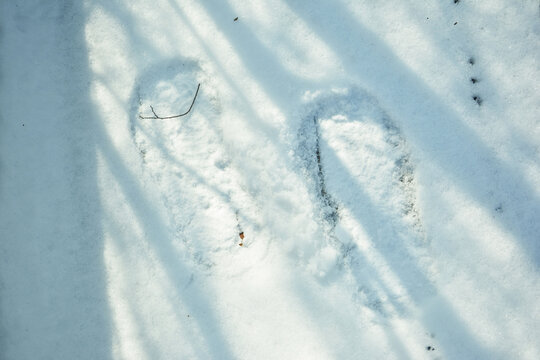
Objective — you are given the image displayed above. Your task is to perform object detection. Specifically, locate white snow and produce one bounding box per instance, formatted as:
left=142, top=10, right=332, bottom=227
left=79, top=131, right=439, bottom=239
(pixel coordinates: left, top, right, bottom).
left=1, top=0, right=539, bottom=359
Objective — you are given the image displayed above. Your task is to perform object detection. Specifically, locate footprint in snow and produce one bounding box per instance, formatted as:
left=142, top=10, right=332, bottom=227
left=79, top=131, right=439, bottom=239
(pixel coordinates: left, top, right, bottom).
left=297, top=87, right=434, bottom=316
left=129, top=59, right=258, bottom=272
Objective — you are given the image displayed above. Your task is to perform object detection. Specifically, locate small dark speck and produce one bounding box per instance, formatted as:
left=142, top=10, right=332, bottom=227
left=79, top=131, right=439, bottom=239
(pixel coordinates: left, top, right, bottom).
left=471, top=77, right=478, bottom=84
left=22, top=124, right=25, bottom=126
left=468, top=57, right=475, bottom=65
left=473, top=95, right=483, bottom=105
left=426, top=346, right=436, bottom=351
left=454, top=21, right=458, bottom=25
left=427, top=17, right=429, bottom=20
left=454, top=0, right=460, bottom=4
left=234, top=17, right=238, bottom=21
left=495, top=205, right=503, bottom=213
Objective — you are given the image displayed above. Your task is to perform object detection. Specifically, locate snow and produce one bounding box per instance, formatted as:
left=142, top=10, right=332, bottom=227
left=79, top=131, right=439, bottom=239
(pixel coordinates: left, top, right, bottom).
left=1, top=0, right=539, bottom=359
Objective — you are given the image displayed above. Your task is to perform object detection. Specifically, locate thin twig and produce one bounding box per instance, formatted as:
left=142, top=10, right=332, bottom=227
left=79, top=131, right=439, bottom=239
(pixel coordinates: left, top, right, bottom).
left=150, top=106, right=159, bottom=118
left=139, top=83, right=201, bottom=119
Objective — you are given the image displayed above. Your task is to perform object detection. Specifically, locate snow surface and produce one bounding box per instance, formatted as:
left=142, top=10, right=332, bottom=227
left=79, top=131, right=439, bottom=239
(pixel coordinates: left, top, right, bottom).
left=1, top=0, right=539, bottom=359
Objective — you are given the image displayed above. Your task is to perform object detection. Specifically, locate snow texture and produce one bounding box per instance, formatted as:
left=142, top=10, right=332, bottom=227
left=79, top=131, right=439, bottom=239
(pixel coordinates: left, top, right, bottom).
left=1, top=0, right=539, bottom=359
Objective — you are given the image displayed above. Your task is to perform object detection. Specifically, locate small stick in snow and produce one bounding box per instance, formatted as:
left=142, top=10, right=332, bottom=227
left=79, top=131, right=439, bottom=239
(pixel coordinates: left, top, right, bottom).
left=139, top=83, right=201, bottom=119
